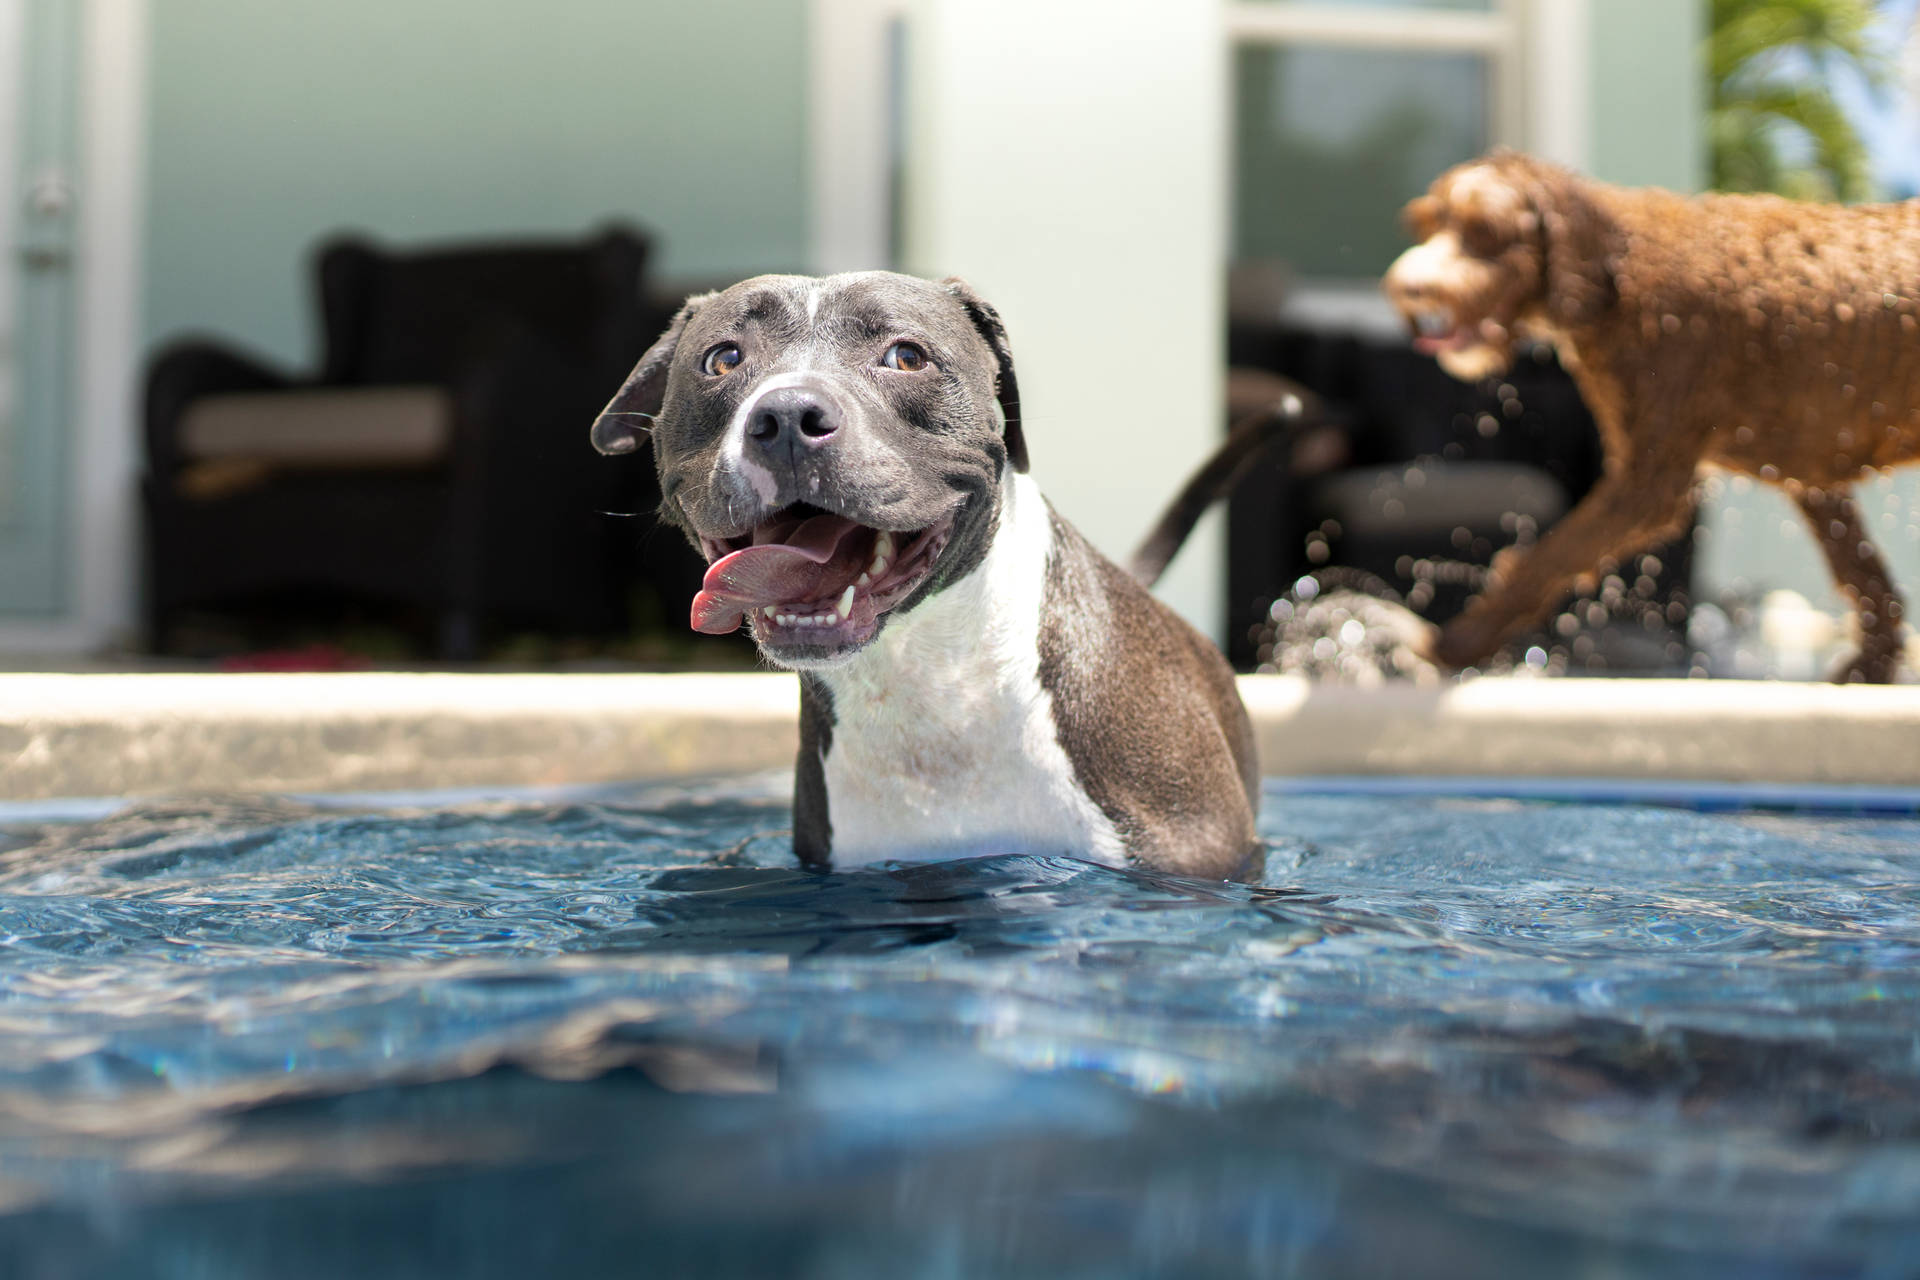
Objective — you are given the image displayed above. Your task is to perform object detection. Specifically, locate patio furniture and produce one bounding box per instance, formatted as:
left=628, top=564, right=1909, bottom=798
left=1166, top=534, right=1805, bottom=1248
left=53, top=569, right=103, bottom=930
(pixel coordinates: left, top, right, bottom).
left=141, top=226, right=696, bottom=658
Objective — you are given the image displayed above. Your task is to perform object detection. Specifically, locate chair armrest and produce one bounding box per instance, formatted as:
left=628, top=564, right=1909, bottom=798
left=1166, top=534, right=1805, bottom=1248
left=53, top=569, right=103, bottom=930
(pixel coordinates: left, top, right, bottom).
left=144, top=339, right=301, bottom=477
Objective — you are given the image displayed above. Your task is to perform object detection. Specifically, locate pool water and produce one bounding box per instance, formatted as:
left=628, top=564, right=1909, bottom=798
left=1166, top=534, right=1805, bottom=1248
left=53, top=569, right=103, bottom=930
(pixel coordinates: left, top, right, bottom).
left=0, top=776, right=1917, bottom=1278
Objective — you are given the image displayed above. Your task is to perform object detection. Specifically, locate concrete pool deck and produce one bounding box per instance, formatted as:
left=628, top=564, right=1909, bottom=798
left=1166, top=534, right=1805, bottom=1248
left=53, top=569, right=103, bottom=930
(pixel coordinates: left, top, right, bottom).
left=3, top=672, right=1919, bottom=803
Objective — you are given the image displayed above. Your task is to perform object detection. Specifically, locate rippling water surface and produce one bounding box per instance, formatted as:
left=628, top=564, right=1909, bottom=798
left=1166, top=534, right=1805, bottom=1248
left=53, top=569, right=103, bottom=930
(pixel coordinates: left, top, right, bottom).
left=1, top=776, right=1917, bottom=1278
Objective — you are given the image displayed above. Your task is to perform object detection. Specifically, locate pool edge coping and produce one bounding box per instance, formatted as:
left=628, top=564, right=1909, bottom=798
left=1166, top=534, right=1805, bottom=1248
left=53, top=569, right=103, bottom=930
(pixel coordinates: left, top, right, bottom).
left=4, top=671, right=1920, bottom=801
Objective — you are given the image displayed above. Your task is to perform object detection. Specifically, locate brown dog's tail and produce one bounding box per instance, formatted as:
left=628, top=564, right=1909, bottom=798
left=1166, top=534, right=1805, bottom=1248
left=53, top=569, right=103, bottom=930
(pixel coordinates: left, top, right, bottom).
left=1129, top=372, right=1340, bottom=587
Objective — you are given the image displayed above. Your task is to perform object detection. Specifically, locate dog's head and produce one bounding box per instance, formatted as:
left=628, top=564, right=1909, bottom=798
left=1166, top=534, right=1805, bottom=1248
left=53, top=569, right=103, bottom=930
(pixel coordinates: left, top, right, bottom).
left=1383, top=150, right=1612, bottom=382
left=590, top=271, right=1025, bottom=670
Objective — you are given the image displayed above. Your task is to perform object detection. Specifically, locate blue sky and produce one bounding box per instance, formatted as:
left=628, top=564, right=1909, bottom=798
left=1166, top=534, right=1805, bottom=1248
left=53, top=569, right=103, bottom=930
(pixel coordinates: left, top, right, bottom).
left=1841, top=0, right=1920, bottom=197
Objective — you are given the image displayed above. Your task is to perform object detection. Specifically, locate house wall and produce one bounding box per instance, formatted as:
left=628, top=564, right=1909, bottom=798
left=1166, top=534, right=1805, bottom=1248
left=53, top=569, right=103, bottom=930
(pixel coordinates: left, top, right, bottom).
left=1589, top=0, right=1703, bottom=191
left=143, top=0, right=811, bottom=368
left=902, top=0, right=1228, bottom=637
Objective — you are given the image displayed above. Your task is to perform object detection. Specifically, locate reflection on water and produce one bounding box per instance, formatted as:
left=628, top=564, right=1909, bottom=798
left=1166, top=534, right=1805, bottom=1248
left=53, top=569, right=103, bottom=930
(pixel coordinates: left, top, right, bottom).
left=0, top=777, right=1917, bottom=1277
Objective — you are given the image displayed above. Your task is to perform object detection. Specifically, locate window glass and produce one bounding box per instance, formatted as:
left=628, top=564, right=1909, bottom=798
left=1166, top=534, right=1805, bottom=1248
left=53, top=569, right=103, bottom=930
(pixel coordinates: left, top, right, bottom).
left=1233, top=44, right=1489, bottom=278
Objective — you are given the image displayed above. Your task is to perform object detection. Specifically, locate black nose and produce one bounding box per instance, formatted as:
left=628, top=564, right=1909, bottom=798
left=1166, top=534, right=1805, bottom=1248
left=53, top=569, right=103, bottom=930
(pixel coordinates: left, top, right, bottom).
left=747, top=387, right=840, bottom=455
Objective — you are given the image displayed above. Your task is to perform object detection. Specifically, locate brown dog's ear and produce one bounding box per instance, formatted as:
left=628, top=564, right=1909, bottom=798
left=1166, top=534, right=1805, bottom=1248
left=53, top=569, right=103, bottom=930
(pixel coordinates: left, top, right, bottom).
left=590, top=291, right=715, bottom=455
left=942, top=277, right=1028, bottom=473
left=1510, top=158, right=1618, bottom=327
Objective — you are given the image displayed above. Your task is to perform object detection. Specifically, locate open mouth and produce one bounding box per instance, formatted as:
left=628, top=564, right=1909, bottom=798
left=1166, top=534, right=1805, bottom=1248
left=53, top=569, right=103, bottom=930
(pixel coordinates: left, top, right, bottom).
left=1407, top=307, right=1481, bottom=355
left=691, top=504, right=955, bottom=653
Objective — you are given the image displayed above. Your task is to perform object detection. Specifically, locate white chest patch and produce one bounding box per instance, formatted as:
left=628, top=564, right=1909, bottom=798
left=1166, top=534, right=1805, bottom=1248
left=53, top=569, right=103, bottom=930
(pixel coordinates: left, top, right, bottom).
left=816, top=471, right=1126, bottom=869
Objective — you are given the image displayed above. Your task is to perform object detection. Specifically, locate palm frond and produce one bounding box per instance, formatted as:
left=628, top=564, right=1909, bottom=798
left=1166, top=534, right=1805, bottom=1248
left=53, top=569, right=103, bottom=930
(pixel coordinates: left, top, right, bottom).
left=1706, top=0, right=1887, bottom=201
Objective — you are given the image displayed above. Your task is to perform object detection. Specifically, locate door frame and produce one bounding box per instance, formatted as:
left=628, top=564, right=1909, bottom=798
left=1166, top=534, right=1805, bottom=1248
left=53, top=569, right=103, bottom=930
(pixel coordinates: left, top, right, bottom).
left=809, top=1, right=1597, bottom=277
left=0, top=0, right=145, bottom=655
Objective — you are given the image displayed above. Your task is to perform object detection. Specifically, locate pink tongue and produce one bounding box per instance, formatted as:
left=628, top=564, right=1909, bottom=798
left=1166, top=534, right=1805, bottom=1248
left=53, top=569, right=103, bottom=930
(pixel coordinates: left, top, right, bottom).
left=690, top=515, right=864, bottom=634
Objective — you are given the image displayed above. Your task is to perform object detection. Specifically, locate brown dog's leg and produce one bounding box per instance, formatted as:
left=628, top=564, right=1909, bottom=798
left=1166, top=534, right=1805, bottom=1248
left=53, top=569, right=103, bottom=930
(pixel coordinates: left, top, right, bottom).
left=1431, top=472, right=1695, bottom=670
left=1794, top=485, right=1908, bottom=684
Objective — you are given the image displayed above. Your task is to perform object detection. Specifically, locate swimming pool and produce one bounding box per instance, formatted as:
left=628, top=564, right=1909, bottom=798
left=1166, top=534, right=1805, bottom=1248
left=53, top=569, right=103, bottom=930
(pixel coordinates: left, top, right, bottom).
left=0, top=774, right=1916, bottom=1277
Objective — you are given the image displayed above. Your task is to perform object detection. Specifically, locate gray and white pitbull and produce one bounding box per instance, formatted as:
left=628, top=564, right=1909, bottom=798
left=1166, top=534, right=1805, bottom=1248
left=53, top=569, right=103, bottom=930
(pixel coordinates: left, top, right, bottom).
left=590, top=272, right=1258, bottom=879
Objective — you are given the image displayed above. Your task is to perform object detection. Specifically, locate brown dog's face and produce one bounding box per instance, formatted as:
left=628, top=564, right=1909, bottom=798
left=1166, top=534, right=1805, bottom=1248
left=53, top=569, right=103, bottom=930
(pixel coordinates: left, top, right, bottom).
left=1382, top=159, right=1547, bottom=381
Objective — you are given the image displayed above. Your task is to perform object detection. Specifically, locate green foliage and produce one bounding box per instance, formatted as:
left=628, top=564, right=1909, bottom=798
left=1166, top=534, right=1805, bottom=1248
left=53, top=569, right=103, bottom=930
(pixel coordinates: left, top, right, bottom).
left=1706, top=0, right=1888, bottom=201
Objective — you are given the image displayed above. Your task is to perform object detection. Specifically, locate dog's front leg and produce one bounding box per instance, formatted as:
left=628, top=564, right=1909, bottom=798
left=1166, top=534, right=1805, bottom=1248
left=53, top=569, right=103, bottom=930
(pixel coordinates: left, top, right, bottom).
left=1431, top=470, right=1696, bottom=669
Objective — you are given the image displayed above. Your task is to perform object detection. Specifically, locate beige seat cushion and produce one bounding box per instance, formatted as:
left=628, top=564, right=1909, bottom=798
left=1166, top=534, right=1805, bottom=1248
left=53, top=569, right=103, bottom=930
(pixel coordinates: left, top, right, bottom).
left=1318, top=461, right=1568, bottom=537
left=178, top=386, right=454, bottom=468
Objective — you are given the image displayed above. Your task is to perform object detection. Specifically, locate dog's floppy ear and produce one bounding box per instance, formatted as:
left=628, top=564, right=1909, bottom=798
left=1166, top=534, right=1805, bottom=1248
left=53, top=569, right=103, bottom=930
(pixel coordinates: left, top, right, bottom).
left=590, top=291, right=715, bottom=455
left=942, top=277, right=1028, bottom=473
left=1510, top=157, right=1618, bottom=327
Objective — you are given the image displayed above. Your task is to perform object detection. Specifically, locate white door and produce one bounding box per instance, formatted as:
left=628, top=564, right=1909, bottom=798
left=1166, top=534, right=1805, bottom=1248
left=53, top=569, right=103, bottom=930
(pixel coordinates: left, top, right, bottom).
left=0, top=0, right=79, bottom=617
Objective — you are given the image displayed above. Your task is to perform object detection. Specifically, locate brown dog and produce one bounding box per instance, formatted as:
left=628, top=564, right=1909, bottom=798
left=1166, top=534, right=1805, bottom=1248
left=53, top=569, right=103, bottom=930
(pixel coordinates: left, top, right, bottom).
left=1383, top=149, right=1920, bottom=682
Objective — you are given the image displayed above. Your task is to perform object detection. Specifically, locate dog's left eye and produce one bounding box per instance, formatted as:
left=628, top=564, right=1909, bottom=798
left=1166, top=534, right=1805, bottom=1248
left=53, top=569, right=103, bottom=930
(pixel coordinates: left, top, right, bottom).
left=1457, top=216, right=1508, bottom=259
left=703, top=343, right=743, bottom=376
left=881, top=342, right=933, bottom=373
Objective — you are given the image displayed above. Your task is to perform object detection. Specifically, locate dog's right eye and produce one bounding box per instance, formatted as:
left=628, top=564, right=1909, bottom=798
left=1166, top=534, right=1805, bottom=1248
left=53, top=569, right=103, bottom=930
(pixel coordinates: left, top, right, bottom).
left=703, top=343, right=743, bottom=377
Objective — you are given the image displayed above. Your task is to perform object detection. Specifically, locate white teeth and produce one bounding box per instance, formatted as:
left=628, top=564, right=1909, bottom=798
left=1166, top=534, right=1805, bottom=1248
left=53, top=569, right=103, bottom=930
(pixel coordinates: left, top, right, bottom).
left=864, top=530, right=896, bottom=583
left=771, top=591, right=855, bottom=630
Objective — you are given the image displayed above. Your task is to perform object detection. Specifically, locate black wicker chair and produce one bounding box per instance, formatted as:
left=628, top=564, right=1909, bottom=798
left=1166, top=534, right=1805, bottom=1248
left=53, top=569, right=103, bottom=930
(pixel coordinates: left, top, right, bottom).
left=142, top=226, right=697, bottom=658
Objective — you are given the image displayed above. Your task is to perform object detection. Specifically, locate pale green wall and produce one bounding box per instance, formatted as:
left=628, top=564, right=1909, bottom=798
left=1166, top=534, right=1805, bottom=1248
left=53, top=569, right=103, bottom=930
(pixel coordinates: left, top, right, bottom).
left=144, top=1, right=810, bottom=368
left=1590, top=0, right=1705, bottom=191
